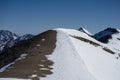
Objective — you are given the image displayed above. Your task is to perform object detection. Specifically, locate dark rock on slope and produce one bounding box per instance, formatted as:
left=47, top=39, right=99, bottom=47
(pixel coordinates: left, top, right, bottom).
left=94, top=28, right=119, bottom=43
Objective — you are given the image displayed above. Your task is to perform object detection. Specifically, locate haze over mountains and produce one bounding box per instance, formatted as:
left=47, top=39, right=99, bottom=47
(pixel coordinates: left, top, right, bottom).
left=0, top=27, right=120, bottom=80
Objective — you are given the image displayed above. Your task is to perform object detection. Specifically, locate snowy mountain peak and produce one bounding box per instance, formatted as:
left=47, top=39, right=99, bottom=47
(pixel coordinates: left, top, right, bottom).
left=16, top=34, right=33, bottom=42
left=102, top=28, right=120, bottom=53
left=104, top=27, right=119, bottom=33
left=0, top=30, right=18, bottom=40
left=78, top=27, right=92, bottom=35
left=94, top=27, right=119, bottom=43
left=0, top=29, right=34, bottom=54
left=0, top=30, right=19, bottom=52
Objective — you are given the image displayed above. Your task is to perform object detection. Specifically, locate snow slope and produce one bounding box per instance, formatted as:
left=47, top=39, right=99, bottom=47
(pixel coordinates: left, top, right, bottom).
left=70, top=36, right=120, bottom=80
left=107, top=33, right=120, bottom=53
left=54, top=28, right=99, bottom=44
left=94, top=28, right=120, bottom=54
left=41, top=28, right=120, bottom=80
left=41, top=29, right=96, bottom=80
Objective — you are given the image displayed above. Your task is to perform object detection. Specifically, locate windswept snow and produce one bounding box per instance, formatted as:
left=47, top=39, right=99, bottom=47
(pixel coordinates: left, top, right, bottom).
left=54, top=28, right=100, bottom=44
left=41, top=28, right=120, bottom=80
left=107, top=33, right=120, bottom=53
left=70, top=36, right=120, bottom=80
left=41, top=29, right=96, bottom=80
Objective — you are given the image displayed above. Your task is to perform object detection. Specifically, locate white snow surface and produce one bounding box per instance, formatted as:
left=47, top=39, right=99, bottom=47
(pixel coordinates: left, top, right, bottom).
left=54, top=28, right=100, bottom=44
left=41, top=29, right=96, bottom=80
left=41, top=28, right=120, bottom=80
left=70, top=37, right=120, bottom=80
left=79, top=27, right=92, bottom=35
left=107, top=33, right=120, bottom=53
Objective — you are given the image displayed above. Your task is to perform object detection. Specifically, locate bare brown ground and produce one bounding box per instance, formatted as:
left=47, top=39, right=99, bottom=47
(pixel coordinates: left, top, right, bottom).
left=0, top=30, right=57, bottom=80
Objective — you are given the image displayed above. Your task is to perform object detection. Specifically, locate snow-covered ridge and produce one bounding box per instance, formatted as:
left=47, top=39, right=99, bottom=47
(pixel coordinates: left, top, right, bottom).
left=54, top=28, right=99, bottom=43
left=54, top=28, right=116, bottom=54
left=41, top=28, right=120, bottom=80
left=79, top=27, right=92, bottom=35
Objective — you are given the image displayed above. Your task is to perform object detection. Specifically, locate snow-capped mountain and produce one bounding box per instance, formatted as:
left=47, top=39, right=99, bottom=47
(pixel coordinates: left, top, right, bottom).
left=0, top=30, right=34, bottom=54
left=94, top=27, right=120, bottom=54
left=94, top=28, right=119, bottom=43
left=105, top=29, right=120, bottom=54
left=0, top=28, right=120, bottom=80
left=0, top=30, right=19, bottom=53
left=79, top=27, right=92, bottom=35
left=16, top=34, right=34, bottom=42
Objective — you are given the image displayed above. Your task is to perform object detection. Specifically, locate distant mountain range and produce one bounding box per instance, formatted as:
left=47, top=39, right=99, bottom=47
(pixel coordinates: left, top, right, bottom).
left=0, top=30, right=34, bottom=53
left=0, top=27, right=120, bottom=80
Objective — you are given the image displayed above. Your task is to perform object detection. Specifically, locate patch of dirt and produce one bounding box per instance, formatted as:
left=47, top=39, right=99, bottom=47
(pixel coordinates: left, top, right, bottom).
left=0, top=30, right=57, bottom=80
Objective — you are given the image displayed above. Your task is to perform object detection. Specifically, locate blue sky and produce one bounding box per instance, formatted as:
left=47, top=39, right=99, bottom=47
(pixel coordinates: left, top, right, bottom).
left=0, top=0, right=120, bottom=35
